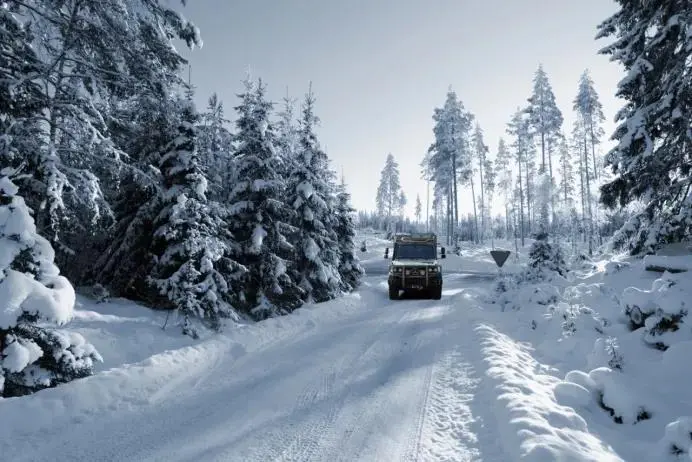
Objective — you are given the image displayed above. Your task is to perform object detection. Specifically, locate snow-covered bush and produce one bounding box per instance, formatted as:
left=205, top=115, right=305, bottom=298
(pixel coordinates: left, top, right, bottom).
left=556, top=368, right=651, bottom=425
left=0, top=173, right=101, bottom=397
left=620, top=271, right=692, bottom=350
left=525, top=231, right=568, bottom=281
left=657, top=417, right=692, bottom=459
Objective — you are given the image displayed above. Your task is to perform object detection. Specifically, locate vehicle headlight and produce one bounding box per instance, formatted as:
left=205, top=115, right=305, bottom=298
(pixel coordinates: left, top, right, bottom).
left=389, top=267, right=402, bottom=274
left=428, top=266, right=440, bottom=273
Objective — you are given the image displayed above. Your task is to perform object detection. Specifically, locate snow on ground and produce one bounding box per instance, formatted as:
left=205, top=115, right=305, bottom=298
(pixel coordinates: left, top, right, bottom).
left=490, top=240, right=692, bottom=462
left=1, top=228, right=649, bottom=461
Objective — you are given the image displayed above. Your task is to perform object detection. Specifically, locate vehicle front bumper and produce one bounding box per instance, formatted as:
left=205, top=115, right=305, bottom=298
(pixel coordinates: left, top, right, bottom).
left=388, top=272, right=442, bottom=289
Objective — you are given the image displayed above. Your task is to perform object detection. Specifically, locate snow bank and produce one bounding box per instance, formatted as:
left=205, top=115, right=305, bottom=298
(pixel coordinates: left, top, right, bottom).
left=643, top=255, right=692, bottom=273
left=519, top=251, right=692, bottom=461
left=478, top=323, right=623, bottom=461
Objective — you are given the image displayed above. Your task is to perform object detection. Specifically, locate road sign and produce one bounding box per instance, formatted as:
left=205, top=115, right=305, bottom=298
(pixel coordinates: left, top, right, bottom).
left=490, top=250, right=511, bottom=268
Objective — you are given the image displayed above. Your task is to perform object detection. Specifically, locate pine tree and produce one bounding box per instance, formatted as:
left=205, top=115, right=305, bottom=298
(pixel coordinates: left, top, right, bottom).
left=228, top=78, right=303, bottom=317
left=483, top=152, right=496, bottom=244
left=526, top=65, right=564, bottom=175
left=375, top=153, right=404, bottom=230
left=415, top=194, right=422, bottom=225
left=426, top=89, right=474, bottom=244
left=472, top=123, right=490, bottom=241
left=287, top=87, right=342, bottom=303
left=573, top=70, right=605, bottom=180
left=495, top=138, right=513, bottom=239
left=573, top=70, right=605, bottom=255
left=527, top=65, right=563, bottom=230
left=147, top=101, right=242, bottom=338
left=507, top=108, right=532, bottom=246
left=598, top=1, right=691, bottom=253
left=0, top=171, right=101, bottom=397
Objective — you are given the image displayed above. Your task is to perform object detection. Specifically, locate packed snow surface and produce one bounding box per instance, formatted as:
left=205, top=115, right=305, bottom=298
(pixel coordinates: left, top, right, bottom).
left=2, top=231, right=654, bottom=461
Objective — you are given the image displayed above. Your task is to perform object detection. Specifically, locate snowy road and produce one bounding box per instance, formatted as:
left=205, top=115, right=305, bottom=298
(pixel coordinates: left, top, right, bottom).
left=2, top=273, right=505, bottom=462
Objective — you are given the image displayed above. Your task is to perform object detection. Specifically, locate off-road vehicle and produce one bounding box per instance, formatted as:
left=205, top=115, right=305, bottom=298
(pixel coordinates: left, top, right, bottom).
left=385, top=232, right=445, bottom=300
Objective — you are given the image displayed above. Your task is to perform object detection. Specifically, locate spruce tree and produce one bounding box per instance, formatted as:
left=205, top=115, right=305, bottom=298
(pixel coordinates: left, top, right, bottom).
left=228, top=78, right=303, bottom=317
left=335, top=181, right=364, bottom=291
left=0, top=171, right=101, bottom=397
left=148, top=101, right=242, bottom=337
left=286, top=88, right=342, bottom=303
left=598, top=1, right=691, bottom=253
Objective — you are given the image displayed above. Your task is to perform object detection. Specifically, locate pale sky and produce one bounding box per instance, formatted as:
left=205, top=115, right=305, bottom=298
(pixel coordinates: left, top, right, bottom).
left=175, top=0, right=624, bottom=218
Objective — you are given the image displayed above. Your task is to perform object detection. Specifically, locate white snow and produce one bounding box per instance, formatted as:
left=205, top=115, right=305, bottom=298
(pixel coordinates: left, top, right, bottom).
left=4, top=230, right=688, bottom=461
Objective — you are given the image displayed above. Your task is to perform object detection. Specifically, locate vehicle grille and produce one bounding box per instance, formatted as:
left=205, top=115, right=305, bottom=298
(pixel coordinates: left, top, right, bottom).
left=404, top=276, right=427, bottom=287
left=404, top=268, right=426, bottom=276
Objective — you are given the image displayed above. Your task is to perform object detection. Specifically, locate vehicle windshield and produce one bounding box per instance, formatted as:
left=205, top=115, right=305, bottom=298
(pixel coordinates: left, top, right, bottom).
left=394, top=243, right=436, bottom=260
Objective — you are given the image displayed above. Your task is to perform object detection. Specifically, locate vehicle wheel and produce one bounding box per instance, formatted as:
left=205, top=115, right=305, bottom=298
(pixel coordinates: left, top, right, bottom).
left=388, top=285, right=399, bottom=300
left=431, top=287, right=442, bottom=300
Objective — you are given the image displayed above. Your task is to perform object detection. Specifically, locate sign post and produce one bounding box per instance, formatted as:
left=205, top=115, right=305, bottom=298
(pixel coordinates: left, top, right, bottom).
left=490, top=250, right=511, bottom=276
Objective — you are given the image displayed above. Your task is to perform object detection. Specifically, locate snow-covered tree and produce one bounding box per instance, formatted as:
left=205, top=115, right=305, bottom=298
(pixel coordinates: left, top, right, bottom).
left=495, top=138, right=513, bottom=239
left=335, top=180, right=364, bottom=291
left=507, top=107, right=533, bottom=245
left=4, top=0, right=200, bottom=254
left=472, top=123, right=490, bottom=241
left=286, top=87, right=342, bottom=303
left=483, top=151, right=496, bottom=242
left=425, top=88, right=474, bottom=244
left=526, top=65, right=564, bottom=176
left=415, top=194, right=422, bottom=224
left=0, top=171, right=101, bottom=397
left=525, top=230, right=567, bottom=281
left=148, top=101, right=242, bottom=338
left=573, top=70, right=605, bottom=255
left=197, top=94, right=234, bottom=202
left=573, top=70, right=605, bottom=181
left=275, top=91, right=300, bottom=180
left=375, top=153, right=405, bottom=230
left=598, top=1, right=691, bottom=253
left=228, top=78, right=303, bottom=317
left=527, top=65, right=563, bottom=230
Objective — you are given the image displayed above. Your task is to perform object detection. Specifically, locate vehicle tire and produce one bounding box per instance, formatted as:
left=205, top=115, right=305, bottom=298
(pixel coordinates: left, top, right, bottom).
left=431, top=287, right=442, bottom=300
left=388, top=285, right=399, bottom=300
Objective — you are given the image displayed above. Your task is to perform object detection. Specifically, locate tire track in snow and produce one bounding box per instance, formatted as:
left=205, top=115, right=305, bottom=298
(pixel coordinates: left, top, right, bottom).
left=417, top=349, right=482, bottom=461
left=237, top=303, right=410, bottom=462
left=313, top=303, right=441, bottom=461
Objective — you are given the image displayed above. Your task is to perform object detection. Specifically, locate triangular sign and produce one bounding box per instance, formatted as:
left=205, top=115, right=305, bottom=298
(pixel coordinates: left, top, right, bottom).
left=490, top=250, right=511, bottom=268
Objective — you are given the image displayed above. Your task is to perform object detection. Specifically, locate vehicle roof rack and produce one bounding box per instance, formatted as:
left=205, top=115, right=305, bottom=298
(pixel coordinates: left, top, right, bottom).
left=395, top=232, right=436, bottom=243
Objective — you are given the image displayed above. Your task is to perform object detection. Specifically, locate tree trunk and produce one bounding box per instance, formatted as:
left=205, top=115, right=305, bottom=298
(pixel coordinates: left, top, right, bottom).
left=470, top=177, right=478, bottom=243
left=426, top=179, right=430, bottom=231
left=524, top=159, right=532, bottom=234
left=447, top=188, right=453, bottom=246
left=479, top=151, right=485, bottom=243
left=451, top=151, right=459, bottom=244
left=548, top=139, right=556, bottom=230
left=578, top=139, right=586, bottom=244
left=583, top=134, right=593, bottom=256
left=518, top=163, right=525, bottom=247
left=589, top=119, right=598, bottom=180
left=540, top=132, right=546, bottom=174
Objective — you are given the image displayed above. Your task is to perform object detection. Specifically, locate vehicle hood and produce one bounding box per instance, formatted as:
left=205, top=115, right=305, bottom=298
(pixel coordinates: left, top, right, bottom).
left=390, top=259, right=439, bottom=267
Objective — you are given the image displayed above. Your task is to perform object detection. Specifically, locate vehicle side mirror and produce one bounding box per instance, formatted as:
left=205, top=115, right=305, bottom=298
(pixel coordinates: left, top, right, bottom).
left=384, top=247, right=389, bottom=259
left=440, top=247, right=446, bottom=259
